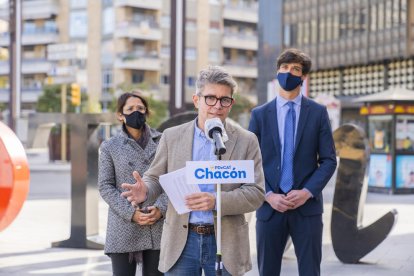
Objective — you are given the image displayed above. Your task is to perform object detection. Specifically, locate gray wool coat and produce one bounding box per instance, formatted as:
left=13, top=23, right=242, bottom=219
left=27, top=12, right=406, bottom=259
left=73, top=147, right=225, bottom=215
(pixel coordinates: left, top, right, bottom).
left=98, top=125, right=167, bottom=254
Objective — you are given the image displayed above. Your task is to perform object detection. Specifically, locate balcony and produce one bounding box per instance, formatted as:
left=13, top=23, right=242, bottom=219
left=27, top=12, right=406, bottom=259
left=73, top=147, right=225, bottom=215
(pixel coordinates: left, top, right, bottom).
left=0, top=86, right=43, bottom=103
left=222, top=33, right=258, bottom=51
left=0, top=31, right=59, bottom=47
left=222, top=60, right=257, bottom=79
left=114, top=0, right=162, bottom=10
left=0, top=0, right=59, bottom=20
left=115, top=51, right=161, bottom=71
left=0, top=58, right=52, bottom=75
left=115, top=20, right=162, bottom=41
left=223, top=3, right=258, bottom=23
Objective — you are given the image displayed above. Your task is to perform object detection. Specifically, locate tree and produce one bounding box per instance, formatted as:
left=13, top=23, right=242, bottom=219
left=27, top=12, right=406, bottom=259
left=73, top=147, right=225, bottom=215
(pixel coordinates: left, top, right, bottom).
left=229, top=93, right=255, bottom=128
left=36, top=84, right=87, bottom=113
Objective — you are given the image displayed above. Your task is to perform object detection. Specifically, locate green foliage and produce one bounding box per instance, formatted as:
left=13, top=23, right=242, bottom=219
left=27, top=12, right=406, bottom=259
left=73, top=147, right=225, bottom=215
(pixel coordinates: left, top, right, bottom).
left=229, top=93, right=255, bottom=121
left=36, top=84, right=62, bottom=112
left=147, top=95, right=168, bottom=128
left=36, top=84, right=86, bottom=113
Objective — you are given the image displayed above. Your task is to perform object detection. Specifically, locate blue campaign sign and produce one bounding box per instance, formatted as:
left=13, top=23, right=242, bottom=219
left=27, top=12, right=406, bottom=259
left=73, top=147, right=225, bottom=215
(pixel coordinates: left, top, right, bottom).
left=185, top=160, right=254, bottom=184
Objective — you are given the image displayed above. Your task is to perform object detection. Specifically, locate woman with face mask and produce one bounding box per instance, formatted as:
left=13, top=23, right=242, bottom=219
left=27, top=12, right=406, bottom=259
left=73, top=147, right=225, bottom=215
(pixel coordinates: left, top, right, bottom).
left=98, top=91, right=166, bottom=276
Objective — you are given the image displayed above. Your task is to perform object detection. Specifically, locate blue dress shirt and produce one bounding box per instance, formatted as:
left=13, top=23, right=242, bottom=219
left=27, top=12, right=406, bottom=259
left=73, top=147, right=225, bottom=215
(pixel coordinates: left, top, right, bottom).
left=189, top=119, right=216, bottom=224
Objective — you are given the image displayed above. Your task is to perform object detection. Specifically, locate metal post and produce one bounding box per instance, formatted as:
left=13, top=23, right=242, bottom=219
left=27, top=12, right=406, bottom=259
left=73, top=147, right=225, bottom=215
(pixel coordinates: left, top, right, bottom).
left=215, top=154, right=223, bottom=276
left=8, top=0, right=22, bottom=131
left=169, top=0, right=186, bottom=116
left=61, top=84, right=67, bottom=161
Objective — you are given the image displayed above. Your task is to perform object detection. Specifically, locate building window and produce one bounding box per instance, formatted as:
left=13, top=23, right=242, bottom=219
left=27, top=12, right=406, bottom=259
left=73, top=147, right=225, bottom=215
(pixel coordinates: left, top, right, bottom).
left=102, top=7, right=114, bottom=35
left=209, top=21, right=220, bottom=33
left=370, top=4, right=378, bottom=31
left=70, top=10, right=88, bottom=38
left=385, top=0, right=393, bottom=29
left=339, top=12, right=348, bottom=38
left=71, top=0, right=87, bottom=9
left=161, top=46, right=170, bottom=58
left=401, top=0, right=407, bottom=24
left=161, top=75, right=169, bottom=84
left=186, top=19, right=197, bottom=31
left=185, top=48, right=197, bottom=60
left=132, top=71, right=144, bottom=84
left=378, top=2, right=385, bottom=30
left=161, top=15, right=170, bottom=28
left=187, top=76, right=195, bottom=87
left=284, top=24, right=291, bottom=46
left=102, top=70, right=113, bottom=89
left=209, top=50, right=220, bottom=62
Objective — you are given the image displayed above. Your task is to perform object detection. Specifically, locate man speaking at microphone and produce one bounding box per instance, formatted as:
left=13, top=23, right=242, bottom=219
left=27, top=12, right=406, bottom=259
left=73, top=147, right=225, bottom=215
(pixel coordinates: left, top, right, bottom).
left=121, top=65, right=265, bottom=276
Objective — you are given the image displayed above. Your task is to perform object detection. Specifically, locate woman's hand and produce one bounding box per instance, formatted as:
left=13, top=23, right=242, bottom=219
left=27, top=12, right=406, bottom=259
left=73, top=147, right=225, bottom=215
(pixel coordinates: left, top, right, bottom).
left=132, top=206, right=162, bottom=226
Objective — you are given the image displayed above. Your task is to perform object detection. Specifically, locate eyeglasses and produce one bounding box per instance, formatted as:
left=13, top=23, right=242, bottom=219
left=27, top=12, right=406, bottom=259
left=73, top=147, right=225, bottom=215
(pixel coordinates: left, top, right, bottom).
left=199, top=94, right=234, bottom=107
left=124, top=105, right=147, bottom=114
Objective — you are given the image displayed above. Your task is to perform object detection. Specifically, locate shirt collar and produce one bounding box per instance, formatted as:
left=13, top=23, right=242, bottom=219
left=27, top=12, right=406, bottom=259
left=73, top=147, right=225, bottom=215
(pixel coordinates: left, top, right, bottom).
left=194, top=118, right=208, bottom=140
left=276, top=93, right=302, bottom=108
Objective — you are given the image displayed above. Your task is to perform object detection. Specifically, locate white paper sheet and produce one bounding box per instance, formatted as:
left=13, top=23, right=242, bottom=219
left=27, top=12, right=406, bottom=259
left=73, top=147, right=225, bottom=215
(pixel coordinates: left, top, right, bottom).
left=159, top=168, right=201, bottom=214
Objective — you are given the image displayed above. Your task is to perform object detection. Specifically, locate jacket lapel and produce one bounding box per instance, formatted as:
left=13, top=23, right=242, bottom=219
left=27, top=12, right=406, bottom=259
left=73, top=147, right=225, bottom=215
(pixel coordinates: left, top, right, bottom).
left=268, top=99, right=281, bottom=157
left=221, top=120, right=237, bottom=161
left=295, top=97, right=310, bottom=151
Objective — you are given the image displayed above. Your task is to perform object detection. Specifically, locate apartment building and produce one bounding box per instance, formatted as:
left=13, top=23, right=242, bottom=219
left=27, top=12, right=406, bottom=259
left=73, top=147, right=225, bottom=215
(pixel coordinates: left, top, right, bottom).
left=0, top=0, right=259, bottom=112
left=108, top=0, right=258, bottom=105
left=0, top=0, right=60, bottom=110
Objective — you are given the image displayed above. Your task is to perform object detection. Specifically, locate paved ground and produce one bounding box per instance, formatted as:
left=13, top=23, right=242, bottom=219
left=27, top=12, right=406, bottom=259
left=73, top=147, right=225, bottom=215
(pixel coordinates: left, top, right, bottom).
left=0, top=163, right=413, bottom=275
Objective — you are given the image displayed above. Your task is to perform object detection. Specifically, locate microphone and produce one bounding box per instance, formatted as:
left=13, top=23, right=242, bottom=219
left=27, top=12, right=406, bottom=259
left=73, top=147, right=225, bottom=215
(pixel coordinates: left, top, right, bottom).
left=204, top=118, right=226, bottom=155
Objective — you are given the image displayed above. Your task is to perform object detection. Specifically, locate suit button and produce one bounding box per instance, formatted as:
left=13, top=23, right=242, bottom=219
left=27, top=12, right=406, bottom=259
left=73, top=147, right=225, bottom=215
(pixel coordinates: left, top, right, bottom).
left=183, top=225, right=187, bottom=228
left=277, top=166, right=280, bottom=170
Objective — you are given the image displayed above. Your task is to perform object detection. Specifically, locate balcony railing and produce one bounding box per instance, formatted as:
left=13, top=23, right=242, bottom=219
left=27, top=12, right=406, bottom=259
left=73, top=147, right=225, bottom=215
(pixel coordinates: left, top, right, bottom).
left=115, top=51, right=161, bottom=71
left=0, top=0, right=59, bottom=20
left=222, top=32, right=258, bottom=50
left=115, top=20, right=161, bottom=41
left=222, top=60, right=257, bottom=78
left=223, top=2, right=258, bottom=23
left=114, top=0, right=162, bottom=10
left=0, top=59, right=52, bottom=75
left=0, top=29, right=59, bottom=46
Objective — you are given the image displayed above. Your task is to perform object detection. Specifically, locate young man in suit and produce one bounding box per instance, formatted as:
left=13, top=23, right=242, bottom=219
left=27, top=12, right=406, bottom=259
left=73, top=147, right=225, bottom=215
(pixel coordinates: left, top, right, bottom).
left=248, top=48, right=337, bottom=276
left=121, top=65, right=265, bottom=276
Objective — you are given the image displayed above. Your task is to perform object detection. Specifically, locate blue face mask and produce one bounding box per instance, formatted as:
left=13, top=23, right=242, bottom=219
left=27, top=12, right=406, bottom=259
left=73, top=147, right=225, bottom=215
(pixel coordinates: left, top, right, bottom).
left=277, top=72, right=303, bottom=92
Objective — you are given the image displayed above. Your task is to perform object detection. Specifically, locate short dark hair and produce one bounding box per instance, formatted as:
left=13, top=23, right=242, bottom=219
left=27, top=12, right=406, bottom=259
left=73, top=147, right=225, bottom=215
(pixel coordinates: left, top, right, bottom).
left=276, top=48, right=312, bottom=75
left=116, top=90, right=150, bottom=116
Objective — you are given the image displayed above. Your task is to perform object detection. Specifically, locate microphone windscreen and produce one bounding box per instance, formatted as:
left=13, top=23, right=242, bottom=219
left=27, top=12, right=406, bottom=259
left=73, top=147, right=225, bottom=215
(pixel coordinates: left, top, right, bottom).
left=204, top=118, right=224, bottom=139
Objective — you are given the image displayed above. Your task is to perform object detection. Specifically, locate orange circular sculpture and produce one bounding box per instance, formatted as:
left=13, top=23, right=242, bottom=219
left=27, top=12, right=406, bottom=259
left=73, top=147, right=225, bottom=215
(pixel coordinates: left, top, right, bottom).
left=0, top=121, right=30, bottom=231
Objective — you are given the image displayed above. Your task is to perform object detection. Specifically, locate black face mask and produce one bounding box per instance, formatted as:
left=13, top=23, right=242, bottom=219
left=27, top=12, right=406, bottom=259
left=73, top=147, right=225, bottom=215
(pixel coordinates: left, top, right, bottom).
left=123, top=111, right=146, bottom=130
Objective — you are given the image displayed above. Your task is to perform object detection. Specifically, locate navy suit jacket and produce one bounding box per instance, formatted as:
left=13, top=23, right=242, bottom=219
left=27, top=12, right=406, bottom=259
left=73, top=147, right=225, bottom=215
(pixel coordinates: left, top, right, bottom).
left=249, top=96, right=337, bottom=221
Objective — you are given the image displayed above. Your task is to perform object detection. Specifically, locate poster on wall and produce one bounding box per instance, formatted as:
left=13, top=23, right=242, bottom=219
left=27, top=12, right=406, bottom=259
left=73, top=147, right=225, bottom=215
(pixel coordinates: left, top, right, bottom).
left=368, top=154, right=392, bottom=188
left=395, top=115, right=414, bottom=152
left=396, top=156, right=414, bottom=188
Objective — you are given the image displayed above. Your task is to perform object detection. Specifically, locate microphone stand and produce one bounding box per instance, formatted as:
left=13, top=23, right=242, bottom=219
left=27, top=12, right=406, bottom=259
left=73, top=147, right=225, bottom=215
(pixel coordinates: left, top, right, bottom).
left=215, top=152, right=223, bottom=276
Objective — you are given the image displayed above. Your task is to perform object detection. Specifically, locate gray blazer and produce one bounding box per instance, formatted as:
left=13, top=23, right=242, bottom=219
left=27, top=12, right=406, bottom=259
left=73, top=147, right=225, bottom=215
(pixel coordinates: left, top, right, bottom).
left=98, top=126, right=167, bottom=254
left=143, top=120, right=265, bottom=276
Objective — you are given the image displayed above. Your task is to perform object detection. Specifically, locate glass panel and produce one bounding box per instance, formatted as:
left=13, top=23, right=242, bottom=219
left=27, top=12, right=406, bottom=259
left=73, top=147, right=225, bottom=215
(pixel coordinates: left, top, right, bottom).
left=396, top=115, right=414, bottom=152
left=396, top=156, right=414, bottom=188
left=370, top=4, right=377, bottom=31
left=401, top=0, right=407, bottom=24
left=368, top=115, right=393, bottom=153
left=368, top=154, right=393, bottom=188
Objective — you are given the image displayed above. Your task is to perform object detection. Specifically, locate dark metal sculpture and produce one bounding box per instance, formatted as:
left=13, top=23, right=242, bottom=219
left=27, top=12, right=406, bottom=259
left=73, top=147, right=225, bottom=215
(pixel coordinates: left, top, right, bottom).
left=28, top=113, right=118, bottom=249
left=157, top=111, right=197, bottom=132
left=331, top=124, right=397, bottom=263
